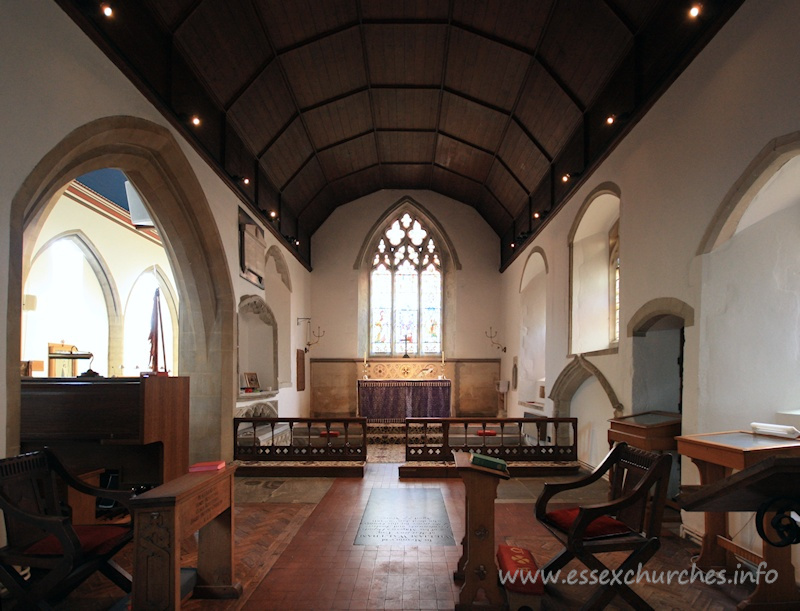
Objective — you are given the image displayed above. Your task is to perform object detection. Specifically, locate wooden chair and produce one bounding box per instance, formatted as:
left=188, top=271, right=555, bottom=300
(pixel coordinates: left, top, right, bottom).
left=535, top=442, right=671, bottom=611
left=0, top=449, right=134, bottom=609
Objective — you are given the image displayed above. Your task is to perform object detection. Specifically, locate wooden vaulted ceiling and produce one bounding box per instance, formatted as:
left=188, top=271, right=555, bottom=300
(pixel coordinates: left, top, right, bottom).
left=56, top=0, right=742, bottom=269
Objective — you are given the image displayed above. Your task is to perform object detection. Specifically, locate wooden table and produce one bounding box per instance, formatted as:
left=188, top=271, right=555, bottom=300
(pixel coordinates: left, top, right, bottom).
left=452, top=451, right=510, bottom=610
left=676, top=431, right=800, bottom=609
left=130, top=465, right=241, bottom=609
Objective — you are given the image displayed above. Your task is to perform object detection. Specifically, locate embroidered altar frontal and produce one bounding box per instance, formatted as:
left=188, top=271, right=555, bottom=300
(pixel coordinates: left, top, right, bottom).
left=357, top=379, right=451, bottom=421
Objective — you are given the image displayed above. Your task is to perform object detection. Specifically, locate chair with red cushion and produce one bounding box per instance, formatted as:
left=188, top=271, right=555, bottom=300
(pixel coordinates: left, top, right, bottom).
left=0, top=449, right=134, bottom=609
left=535, top=442, right=671, bottom=610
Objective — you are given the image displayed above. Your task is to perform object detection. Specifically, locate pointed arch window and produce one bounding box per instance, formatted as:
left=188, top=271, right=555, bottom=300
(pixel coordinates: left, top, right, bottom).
left=370, top=212, right=442, bottom=356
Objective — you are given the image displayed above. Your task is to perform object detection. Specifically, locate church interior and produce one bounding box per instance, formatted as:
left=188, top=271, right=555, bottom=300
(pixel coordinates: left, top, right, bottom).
left=3, top=0, right=800, bottom=609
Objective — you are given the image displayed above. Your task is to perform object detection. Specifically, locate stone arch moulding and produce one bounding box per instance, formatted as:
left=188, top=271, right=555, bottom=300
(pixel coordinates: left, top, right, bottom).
left=549, top=354, right=623, bottom=419
left=698, top=131, right=800, bottom=255
left=265, top=245, right=292, bottom=292
left=627, top=298, right=695, bottom=337
left=125, top=265, right=181, bottom=374
left=519, top=247, right=548, bottom=293
left=8, top=115, right=236, bottom=461
left=29, top=230, right=122, bottom=323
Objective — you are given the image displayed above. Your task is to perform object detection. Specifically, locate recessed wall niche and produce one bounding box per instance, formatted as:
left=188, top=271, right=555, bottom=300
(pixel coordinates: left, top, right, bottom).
left=238, top=295, right=278, bottom=393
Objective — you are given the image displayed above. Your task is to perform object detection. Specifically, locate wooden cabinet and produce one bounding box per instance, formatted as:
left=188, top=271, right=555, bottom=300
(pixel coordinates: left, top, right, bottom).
left=608, top=410, right=681, bottom=451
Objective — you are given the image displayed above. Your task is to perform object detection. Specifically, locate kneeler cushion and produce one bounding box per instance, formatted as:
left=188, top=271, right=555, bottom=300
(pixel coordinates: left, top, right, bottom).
left=476, top=430, right=497, bottom=436
left=496, top=544, right=544, bottom=594
left=24, top=525, right=130, bottom=556
left=545, top=507, right=631, bottom=539
left=319, top=430, right=340, bottom=437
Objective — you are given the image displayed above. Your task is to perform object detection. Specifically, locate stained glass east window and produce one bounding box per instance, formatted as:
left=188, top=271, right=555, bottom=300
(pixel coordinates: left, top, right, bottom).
left=370, top=212, right=442, bottom=356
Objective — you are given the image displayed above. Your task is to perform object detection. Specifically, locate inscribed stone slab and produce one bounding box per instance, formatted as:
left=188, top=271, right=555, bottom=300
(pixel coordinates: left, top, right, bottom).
left=354, top=488, right=455, bottom=546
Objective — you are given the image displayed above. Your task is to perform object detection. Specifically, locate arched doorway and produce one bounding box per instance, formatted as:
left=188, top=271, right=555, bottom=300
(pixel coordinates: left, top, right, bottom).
left=8, top=116, right=236, bottom=461
left=628, top=298, right=694, bottom=415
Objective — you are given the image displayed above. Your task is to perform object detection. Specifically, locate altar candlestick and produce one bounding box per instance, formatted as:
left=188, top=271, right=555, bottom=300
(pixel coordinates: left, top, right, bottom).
left=441, top=351, right=445, bottom=365
left=364, top=349, right=367, bottom=365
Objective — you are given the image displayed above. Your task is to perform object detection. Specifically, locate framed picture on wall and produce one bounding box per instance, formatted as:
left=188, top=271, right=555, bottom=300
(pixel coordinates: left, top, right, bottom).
left=242, top=372, right=260, bottom=391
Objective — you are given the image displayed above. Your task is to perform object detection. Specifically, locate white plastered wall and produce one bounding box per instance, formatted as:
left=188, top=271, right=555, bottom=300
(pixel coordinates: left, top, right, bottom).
left=311, top=190, right=501, bottom=361
left=498, top=0, right=800, bottom=569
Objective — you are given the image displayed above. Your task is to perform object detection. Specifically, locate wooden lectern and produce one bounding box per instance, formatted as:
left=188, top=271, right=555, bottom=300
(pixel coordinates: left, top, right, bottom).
left=452, top=451, right=510, bottom=610
left=677, top=431, right=800, bottom=609
left=130, top=465, right=241, bottom=609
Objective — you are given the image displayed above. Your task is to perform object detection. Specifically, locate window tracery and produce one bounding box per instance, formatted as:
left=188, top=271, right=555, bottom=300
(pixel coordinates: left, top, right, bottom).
left=370, top=212, right=442, bottom=356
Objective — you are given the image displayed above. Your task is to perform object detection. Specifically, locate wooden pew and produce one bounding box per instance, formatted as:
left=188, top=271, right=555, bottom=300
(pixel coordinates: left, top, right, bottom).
left=21, top=375, right=189, bottom=489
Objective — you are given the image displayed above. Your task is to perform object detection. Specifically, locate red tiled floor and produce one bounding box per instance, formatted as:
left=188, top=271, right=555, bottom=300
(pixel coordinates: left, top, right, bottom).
left=58, top=461, right=756, bottom=610
left=246, top=464, right=464, bottom=610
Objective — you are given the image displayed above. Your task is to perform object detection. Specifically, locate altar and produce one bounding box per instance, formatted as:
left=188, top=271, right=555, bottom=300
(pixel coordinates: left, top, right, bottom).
left=357, top=379, right=451, bottom=421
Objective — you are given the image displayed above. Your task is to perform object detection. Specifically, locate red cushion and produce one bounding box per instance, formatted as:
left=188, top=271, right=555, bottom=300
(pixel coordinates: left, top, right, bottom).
left=496, top=544, right=544, bottom=594
left=24, top=525, right=130, bottom=556
left=476, top=430, right=497, bottom=436
left=319, top=430, right=340, bottom=437
left=545, top=507, right=631, bottom=539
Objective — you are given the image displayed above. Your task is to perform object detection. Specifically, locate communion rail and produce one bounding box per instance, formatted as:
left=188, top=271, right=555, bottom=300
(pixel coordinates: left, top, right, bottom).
left=234, top=417, right=368, bottom=462
left=405, top=417, right=578, bottom=463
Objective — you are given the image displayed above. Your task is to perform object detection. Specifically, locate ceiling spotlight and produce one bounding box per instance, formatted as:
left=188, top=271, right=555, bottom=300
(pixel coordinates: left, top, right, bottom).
left=100, top=3, right=113, bottom=17
left=269, top=210, right=277, bottom=219
left=510, top=242, right=516, bottom=249
left=190, top=115, right=201, bottom=126
left=533, top=212, right=540, bottom=219
left=689, top=4, right=701, bottom=18
left=561, top=173, right=571, bottom=183
left=606, top=115, right=615, bottom=125
left=241, top=177, right=250, bottom=185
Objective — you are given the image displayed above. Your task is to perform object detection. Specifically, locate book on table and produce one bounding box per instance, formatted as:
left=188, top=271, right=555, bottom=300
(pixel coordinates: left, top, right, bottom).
left=469, top=452, right=508, bottom=473
left=189, top=460, right=226, bottom=472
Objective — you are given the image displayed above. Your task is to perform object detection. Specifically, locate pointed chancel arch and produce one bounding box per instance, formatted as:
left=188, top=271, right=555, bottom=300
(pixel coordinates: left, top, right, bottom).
left=122, top=266, right=180, bottom=376
left=27, top=230, right=122, bottom=375
left=29, top=230, right=121, bottom=323
left=8, top=116, right=235, bottom=460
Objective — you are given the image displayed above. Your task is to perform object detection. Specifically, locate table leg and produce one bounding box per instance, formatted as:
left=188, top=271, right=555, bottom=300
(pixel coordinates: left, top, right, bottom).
left=194, top=506, right=242, bottom=598
left=736, top=511, right=800, bottom=610
left=691, top=459, right=734, bottom=570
